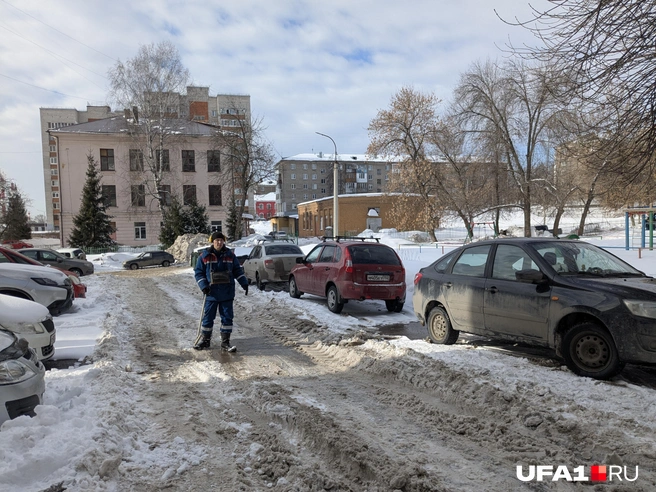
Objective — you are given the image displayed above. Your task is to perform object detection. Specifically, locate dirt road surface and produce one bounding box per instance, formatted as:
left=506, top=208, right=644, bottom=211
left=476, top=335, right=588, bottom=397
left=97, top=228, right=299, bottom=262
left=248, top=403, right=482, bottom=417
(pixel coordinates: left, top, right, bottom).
left=72, top=267, right=656, bottom=491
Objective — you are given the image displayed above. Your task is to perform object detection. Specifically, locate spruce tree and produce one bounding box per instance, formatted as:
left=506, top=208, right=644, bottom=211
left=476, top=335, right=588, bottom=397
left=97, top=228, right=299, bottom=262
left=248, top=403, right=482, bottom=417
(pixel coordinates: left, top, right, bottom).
left=184, top=200, right=209, bottom=235
left=68, top=154, right=115, bottom=248
left=1, top=191, right=31, bottom=241
left=225, top=202, right=239, bottom=241
left=159, top=198, right=186, bottom=248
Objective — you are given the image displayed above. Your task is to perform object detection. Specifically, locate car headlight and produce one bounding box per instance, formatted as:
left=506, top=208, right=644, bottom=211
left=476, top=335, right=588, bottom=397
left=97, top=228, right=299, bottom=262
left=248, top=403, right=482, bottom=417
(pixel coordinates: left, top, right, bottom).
left=31, top=277, right=59, bottom=286
left=0, top=321, right=46, bottom=334
left=623, top=300, right=656, bottom=319
left=0, top=359, right=37, bottom=384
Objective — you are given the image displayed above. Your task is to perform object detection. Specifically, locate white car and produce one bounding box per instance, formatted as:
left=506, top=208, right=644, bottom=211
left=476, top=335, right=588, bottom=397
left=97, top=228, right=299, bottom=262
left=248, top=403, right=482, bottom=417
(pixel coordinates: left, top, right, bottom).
left=0, top=328, right=46, bottom=425
left=0, top=294, right=56, bottom=361
left=0, top=263, right=73, bottom=315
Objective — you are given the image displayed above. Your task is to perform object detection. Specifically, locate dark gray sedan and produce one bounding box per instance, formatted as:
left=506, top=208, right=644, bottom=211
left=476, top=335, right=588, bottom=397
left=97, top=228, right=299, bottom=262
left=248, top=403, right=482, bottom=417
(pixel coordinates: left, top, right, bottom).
left=123, top=251, right=175, bottom=270
left=18, top=248, right=94, bottom=276
left=412, top=238, right=656, bottom=380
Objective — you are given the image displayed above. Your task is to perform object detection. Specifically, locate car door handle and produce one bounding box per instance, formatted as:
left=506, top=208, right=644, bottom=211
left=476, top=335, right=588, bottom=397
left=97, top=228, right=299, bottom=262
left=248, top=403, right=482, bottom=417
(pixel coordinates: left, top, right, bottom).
left=486, top=286, right=498, bottom=293
left=445, top=282, right=452, bottom=288
left=324, top=267, right=330, bottom=271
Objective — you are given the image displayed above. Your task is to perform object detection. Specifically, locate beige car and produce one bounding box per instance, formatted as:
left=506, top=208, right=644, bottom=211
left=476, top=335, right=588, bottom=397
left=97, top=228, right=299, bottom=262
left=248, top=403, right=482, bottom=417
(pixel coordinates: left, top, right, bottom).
left=242, top=240, right=304, bottom=291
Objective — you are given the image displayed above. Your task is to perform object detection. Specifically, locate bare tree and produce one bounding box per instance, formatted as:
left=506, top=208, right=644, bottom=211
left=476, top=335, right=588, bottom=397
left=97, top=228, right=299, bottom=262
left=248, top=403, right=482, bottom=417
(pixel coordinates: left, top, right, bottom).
left=453, top=59, right=571, bottom=236
left=368, top=87, right=495, bottom=240
left=213, top=109, right=276, bottom=239
left=108, top=41, right=190, bottom=211
left=505, top=0, right=656, bottom=178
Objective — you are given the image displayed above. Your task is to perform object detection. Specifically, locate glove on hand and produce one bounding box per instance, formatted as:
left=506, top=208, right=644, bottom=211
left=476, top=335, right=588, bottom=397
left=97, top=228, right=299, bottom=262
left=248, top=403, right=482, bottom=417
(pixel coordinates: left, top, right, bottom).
left=244, top=285, right=249, bottom=296
left=202, top=286, right=210, bottom=295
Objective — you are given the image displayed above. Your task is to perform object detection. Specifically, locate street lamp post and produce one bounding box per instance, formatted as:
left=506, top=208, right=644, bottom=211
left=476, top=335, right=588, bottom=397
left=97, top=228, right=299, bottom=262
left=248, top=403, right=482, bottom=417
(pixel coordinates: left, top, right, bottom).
left=316, top=132, right=339, bottom=237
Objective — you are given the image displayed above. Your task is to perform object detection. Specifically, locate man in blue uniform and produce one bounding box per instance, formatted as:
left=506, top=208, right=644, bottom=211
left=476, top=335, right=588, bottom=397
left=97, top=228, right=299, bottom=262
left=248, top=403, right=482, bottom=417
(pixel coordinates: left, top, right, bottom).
left=194, top=231, right=248, bottom=351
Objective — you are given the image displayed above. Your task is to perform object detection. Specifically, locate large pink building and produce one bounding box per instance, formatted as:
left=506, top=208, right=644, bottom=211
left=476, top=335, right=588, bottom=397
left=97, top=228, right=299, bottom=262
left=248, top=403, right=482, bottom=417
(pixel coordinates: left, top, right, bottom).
left=50, top=117, right=232, bottom=246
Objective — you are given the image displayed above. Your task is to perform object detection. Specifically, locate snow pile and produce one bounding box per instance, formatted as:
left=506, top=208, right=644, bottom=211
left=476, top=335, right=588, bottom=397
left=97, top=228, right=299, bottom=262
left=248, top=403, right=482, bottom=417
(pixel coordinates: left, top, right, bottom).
left=166, top=233, right=210, bottom=264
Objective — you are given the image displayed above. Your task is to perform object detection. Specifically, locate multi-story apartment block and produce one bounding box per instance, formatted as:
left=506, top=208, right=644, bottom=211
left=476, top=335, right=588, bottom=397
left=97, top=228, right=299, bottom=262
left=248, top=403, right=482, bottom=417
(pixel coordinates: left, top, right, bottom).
left=39, top=87, right=250, bottom=233
left=275, top=153, right=396, bottom=218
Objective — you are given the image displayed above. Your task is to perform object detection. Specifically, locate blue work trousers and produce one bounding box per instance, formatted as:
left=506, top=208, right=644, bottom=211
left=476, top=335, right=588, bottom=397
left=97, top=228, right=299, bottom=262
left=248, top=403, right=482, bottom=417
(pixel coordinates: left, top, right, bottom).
left=201, top=298, right=234, bottom=333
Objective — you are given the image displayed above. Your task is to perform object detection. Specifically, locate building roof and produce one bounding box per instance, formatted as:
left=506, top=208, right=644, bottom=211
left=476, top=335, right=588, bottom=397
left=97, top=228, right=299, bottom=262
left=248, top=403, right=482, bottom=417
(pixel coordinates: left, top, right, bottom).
left=49, top=116, right=218, bottom=136
left=281, top=153, right=399, bottom=163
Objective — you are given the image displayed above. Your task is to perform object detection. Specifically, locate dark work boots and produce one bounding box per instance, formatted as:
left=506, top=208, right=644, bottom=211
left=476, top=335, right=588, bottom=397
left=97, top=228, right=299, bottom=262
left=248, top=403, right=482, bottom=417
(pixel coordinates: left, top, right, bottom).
left=220, top=332, right=237, bottom=352
left=193, top=330, right=212, bottom=350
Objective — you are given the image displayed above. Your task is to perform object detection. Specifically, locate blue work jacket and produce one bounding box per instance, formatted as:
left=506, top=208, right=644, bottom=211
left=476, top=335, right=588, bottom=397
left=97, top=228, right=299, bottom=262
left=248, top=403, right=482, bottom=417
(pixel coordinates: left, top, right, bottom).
left=194, top=245, right=248, bottom=302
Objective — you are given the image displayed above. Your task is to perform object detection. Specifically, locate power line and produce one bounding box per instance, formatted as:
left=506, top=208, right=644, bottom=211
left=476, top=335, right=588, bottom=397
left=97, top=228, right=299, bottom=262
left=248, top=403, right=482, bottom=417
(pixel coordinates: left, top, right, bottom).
left=0, top=0, right=117, bottom=62
left=0, top=73, right=105, bottom=103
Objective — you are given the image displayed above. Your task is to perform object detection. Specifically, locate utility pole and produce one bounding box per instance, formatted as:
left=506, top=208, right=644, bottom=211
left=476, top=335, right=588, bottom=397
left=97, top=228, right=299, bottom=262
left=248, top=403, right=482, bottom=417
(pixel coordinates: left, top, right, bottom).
left=316, top=132, right=339, bottom=236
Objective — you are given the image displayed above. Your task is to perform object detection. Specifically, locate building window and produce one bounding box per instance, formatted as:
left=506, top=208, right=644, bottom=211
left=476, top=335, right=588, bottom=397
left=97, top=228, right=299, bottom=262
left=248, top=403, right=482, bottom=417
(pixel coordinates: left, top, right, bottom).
left=183, top=185, right=197, bottom=205
left=159, top=185, right=171, bottom=206
left=102, top=185, right=117, bottom=207
left=258, top=203, right=263, bottom=210
left=312, top=163, right=317, bottom=170
left=312, top=174, right=317, bottom=180
left=290, top=164, right=296, bottom=170
left=131, top=185, right=145, bottom=206
left=182, top=150, right=195, bottom=172
left=312, top=194, right=316, bottom=199
left=156, top=149, right=170, bottom=172
left=303, top=184, right=308, bottom=189
left=266, top=203, right=271, bottom=210
left=303, top=194, right=308, bottom=200
left=377, top=168, right=382, bottom=175
left=100, top=149, right=115, bottom=171
left=51, top=180, right=58, bottom=187
left=208, top=185, right=222, bottom=206
left=49, top=145, right=56, bottom=152
left=368, top=184, right=373, bottom=190
left=303, top=164, right=308, bottom=170
left=291, top=174, right=296, bottom=180
left=377, top=179, right=381, bottom=185
left=129, top=149, right=144, bottom=171
left=292, top=203, right=297, bottom=209
left=53, top=203, right=59, bottom=209
left=50, top=157, right=57, bottom=164
left=303, top=174, right=308, bottom=180
left=211, top=221, right=222, bottom=233
left=134, top=222, right=146, bottom=240
left=50, top=169, right=58, bottom=175
left=207, top=151, right=221, bottom=172
left=312, top=184, right=317, bottom=190
left=321, top=178, right=326, bottom=184
left=211, top=110, right=217, bottom=117
left=321, top=188, right=326, bottom=193
left=321, top=168, right=326, bottom=174
left=290, top=184, right=296, bottom=189
left=52, top=192, right=59, bottom=198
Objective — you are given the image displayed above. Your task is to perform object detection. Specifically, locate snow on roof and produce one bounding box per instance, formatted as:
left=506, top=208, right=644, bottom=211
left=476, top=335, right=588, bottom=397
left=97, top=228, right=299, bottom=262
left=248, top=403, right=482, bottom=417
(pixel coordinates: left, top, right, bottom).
left=49, top=116, right=217, bottom=136
left=281, top=153, right=399, bottom=163
left=254, top=192, right=276, bottom=201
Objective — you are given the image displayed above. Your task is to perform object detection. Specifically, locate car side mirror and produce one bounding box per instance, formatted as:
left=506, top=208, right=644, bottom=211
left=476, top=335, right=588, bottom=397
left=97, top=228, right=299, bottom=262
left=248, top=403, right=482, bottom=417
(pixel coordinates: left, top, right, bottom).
left=516, top=269, right=546, bottom=284
left=296, top=257, right=304, bottom=264
left=56, top=258, right=63, bottom=263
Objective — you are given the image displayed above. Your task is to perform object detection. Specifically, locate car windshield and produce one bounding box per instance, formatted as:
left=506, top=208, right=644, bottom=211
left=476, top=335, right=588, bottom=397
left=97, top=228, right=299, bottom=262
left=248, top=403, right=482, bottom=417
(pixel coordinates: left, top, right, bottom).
left=531, top=241, right=645, bottom=277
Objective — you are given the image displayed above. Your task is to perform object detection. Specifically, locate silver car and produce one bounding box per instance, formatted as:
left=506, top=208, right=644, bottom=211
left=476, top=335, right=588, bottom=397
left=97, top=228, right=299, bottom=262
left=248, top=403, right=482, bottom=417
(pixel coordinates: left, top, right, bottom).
left=242, top=240, right=304, bottom=290
left=0, top=294, right=56, bottom=361
left=0, top=328, right=46, bottom=425
left=0, top=263, right=73, bottom=315
left=17, top=248, right=94, bottom=276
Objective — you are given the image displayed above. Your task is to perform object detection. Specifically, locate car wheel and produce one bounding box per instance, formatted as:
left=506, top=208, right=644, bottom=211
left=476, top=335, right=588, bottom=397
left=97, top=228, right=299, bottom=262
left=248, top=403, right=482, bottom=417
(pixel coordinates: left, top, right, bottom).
left=562, top=322, right=623, bottom=379
left=385, top=300, right=404, bottom=313
left=130, top=263, right=139, bottom=270
left=289, top=276, right=302, bottom=298
left=427, top=306, right=459, bottom=344
left=70, top=268, right=83, bottom=276
left=256, top=273, right=265, bottom=291
left=327, top=285, right=344, bottom=314
left=162, top=261, right=170, bottom=267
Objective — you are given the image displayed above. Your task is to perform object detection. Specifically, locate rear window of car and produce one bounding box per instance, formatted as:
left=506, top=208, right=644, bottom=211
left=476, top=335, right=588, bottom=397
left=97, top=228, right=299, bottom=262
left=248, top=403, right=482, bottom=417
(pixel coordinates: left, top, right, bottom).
left=348, top=245, right=401, bottom=265
left=265, top=245, right=303, bottom=255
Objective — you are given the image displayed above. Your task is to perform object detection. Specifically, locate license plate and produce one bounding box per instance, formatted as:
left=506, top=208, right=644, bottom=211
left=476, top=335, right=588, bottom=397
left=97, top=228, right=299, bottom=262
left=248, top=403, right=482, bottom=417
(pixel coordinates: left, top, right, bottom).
left=367, top=274, right=390, bottom=281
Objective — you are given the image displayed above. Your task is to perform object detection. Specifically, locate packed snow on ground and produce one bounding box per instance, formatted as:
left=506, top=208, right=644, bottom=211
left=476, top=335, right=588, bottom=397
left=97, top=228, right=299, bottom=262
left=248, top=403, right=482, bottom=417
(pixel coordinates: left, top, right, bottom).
left=2, top=212, right=656, bottom=490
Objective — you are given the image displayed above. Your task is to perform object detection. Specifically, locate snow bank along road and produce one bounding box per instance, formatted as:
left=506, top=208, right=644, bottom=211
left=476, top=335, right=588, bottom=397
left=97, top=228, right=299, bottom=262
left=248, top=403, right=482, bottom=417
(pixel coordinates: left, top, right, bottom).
left=63, top=267, right=656, bottom=491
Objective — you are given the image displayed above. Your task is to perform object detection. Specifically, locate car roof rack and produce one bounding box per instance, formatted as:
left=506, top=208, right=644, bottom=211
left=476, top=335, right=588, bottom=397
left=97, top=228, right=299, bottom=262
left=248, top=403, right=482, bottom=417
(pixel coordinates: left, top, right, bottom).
left=320, top=236, right=380, bottom=243
left=256, top=237, right=296, bottom=244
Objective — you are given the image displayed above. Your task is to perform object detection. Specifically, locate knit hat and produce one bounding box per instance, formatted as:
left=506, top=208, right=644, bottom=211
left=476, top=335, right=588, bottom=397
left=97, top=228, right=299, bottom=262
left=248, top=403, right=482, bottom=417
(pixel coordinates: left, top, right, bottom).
left=210, top=231, right=226, bottom=242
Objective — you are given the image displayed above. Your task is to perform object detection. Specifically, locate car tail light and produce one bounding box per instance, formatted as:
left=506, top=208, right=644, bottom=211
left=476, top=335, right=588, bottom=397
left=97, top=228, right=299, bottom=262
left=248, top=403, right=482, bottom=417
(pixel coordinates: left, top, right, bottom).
left=414, top=272, right=423, bottom=285
left=344, top=248, right=353, bottom=273
left=264, top=259, right=274, bottom=269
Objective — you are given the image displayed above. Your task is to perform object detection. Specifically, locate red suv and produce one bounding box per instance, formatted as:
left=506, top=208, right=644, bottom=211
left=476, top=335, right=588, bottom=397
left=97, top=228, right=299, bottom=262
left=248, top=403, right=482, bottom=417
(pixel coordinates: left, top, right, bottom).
left=288, top=237, right=406, bottom=313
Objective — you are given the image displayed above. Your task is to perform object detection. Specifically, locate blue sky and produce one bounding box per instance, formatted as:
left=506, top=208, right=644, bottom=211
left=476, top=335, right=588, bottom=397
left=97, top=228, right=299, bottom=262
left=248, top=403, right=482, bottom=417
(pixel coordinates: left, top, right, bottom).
left=0, top=0, right=549, bottom=217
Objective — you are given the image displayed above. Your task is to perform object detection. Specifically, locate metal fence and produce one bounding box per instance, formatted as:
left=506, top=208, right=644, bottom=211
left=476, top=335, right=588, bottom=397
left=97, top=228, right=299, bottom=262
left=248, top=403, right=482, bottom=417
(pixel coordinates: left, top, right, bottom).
left=84, top=244, right=164, bottom=255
